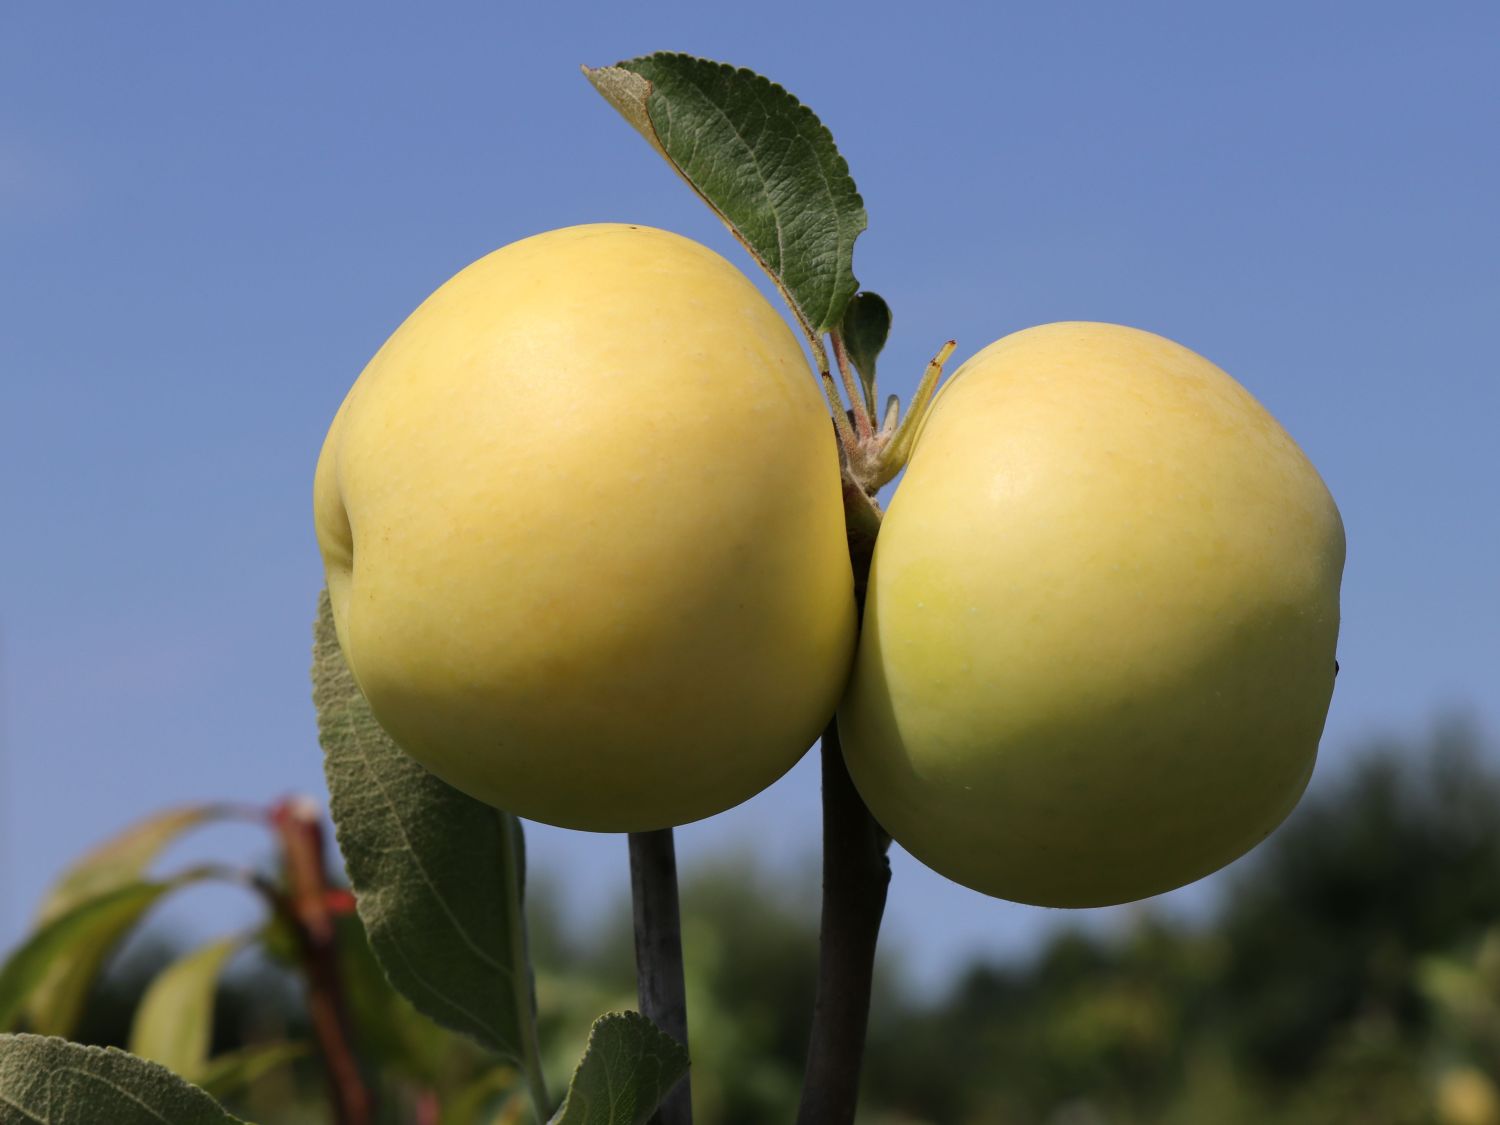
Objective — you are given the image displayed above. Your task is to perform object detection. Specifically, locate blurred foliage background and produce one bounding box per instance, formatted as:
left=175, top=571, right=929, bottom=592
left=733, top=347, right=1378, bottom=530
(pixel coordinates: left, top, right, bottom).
left=47, top=719, right=1500, bottom=1124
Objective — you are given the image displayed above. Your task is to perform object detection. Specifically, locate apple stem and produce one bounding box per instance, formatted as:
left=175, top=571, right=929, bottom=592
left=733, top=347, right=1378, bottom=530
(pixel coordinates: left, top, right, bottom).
left=839, top=479, right=882, bottom=604
left=628, top=828, right=694, bottom=1124
left=796, top=717, right=892, bottom=1125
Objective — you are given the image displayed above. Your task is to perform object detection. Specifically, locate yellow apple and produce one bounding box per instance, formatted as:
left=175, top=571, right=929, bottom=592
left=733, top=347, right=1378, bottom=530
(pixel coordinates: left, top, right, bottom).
left=314, top=224, right=856, bottom=832
left=840, top=322, right=1344, bottom=907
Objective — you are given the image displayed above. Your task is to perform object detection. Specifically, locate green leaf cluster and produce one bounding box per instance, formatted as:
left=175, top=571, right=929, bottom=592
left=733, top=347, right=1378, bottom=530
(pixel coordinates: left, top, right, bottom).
left=0, top=803, right=312, bottom=1119
left=0, top=805, right=237, bottom=1039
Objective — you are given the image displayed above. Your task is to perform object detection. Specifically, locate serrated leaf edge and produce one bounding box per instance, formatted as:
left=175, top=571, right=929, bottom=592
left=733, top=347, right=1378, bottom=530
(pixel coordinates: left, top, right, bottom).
left=548, top=1010, right=689, bottom=1125
left=584, top=53, right=866, bottom=359
left=0, top=1033, right=245, bottom=1124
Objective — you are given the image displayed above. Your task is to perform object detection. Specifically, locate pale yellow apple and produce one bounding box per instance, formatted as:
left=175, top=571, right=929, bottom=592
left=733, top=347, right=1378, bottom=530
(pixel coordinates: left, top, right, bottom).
left=840, top=321, right=1344, bottom=907
left=314, top=224, right=856, bottom=832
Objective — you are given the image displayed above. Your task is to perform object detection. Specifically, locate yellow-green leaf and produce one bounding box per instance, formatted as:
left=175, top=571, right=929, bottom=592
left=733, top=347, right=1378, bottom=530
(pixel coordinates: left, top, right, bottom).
left=37, top=805, right=237, bottom=926
left=129, top=935, right=243, bottom=1080
left=0, top=879, right=194, bottom=1035
left=198, top=1041, right=310, bottom=1100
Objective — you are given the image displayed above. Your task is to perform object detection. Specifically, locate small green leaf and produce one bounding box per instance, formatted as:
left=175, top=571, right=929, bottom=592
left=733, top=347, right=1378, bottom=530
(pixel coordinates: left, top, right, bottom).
left=839, top=291, right=892, bottom=409
left=128, top=936, right=242, bottom=1080
left=584, top=53, right=868, bottom=343
left=313, top=592, right=541, bottom=1064
left=197, top=1041, right=309, bottom=1100
left=0, top=1034, right=245, bottom=1124
left=37, top=805, right=236, bottom=926
left=0, top=878, right=196, bottom=1035
left=548, top=1012, right=689, bottom=1125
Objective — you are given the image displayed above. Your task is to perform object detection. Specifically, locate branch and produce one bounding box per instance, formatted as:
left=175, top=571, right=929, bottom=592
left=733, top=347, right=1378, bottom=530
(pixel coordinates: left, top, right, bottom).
left=796, top=483, right=892, bottom=1125
left=629, top=828, right=693, bottom=1125
left=795, top=719, right=891, bottom=1125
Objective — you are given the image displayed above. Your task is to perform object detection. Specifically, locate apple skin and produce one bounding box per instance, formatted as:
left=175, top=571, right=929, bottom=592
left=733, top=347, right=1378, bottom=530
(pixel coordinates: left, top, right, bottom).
left=314, top=224, right=856, bottom=832
left=839, top=322, right=1345, bottom=907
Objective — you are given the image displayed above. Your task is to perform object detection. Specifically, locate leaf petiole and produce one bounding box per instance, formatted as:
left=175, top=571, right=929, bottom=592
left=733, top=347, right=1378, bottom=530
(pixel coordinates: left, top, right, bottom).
left=831, top=330, right=874, bottom=439
left=823, top=366, right=862, bottom=462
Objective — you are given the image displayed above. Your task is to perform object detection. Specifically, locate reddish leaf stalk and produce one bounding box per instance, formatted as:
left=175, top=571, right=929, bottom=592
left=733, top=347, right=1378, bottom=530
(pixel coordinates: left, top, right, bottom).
left=831, top=330, right=874, bottom=440
left=413, top=1088, right=441, bottom=1125
left=271, top=798, right=373, bottom=1125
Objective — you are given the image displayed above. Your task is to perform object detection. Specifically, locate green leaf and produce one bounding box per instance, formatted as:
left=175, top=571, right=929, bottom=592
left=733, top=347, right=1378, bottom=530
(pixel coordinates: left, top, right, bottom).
left=584, top=53, right=868, bottom=342
left=0, top=879, right=195, bottom=1036
left=333, top=911, right=488, bottom=1086
left=548, top=1012, right=689, bottom=1125
left=839, top=291, right=892, bottom=409
left=313, top=591, right=541, bottom=1064
left=0, top=1034, right=244, bottom=1124
left=128, top=936, right=241, bottom=1080
left=37, top=805, right=235, bottom=926
left=197, top=1041, right=309, bottom=1100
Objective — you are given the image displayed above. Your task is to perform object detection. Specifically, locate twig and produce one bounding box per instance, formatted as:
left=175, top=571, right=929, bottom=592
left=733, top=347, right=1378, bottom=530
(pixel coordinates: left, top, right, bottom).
left=272, top=797, right=374, bottom=1125
left=629, top=828, right=693, bottom=1125
left=796, top=486, right=893, bottom=1125
left=795, top=720, right=892, bottom=1125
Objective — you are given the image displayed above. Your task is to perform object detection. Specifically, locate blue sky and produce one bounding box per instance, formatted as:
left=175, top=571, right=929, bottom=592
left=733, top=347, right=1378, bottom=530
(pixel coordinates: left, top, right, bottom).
left=2, top=3, right=1497, bottom=992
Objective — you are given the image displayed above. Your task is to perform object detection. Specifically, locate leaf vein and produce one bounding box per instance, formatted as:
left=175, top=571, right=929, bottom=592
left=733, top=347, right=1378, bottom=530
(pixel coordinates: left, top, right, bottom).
left=342, top=710, right=510, bottom=976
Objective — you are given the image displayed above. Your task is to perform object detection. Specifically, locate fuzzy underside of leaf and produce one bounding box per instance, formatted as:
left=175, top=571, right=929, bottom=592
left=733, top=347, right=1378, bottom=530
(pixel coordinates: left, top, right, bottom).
left=312, top=592, right=536, bottom=1062
left=0, top=1034, right=244, bottom=1124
